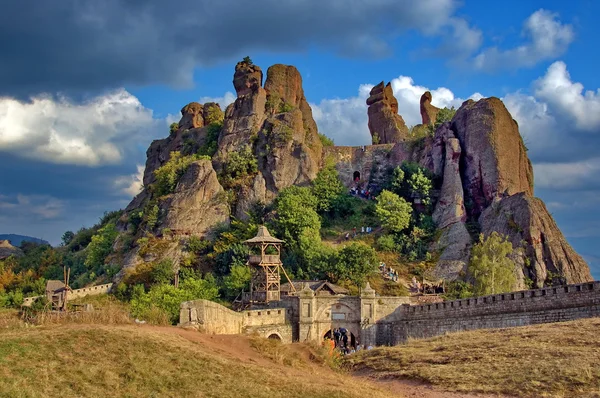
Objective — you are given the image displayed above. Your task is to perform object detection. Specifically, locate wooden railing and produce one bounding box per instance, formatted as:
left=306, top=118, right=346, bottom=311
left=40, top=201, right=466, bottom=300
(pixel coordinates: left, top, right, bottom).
left=248, top=255, right=281, bottom=264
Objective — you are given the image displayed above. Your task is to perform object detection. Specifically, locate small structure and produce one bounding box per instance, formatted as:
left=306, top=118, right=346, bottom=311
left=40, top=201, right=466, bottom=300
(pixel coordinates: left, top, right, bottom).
left=45, top=267, right=71, bottom=311
left=281, top=280, right=349, bottom=297
left=242, top=226, right=295, bottom=306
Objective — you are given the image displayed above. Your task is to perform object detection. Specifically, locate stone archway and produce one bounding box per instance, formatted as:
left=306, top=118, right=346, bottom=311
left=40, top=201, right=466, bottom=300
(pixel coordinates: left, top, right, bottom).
left=353, top=171, right=361, bottom=182
left=324, top=329, right=357, bottom=349
left=267, top=333, right=282, bottom=340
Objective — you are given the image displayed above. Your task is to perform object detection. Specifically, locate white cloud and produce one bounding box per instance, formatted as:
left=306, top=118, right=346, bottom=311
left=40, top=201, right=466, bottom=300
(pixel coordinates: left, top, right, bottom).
left=114, top=164, right=145, bottom=197
left=474, top=9, right=574, bottom=71
left=310, top=77, right=482, bottom=146
left=0, top=89, right=164, bottom=166
left=533, top=61, right=600, bottom=131
left=534, top=158, right=600, bottom=190
left=0, top=194, right=65, bottom=220
left=199, top=92, right=236, bottom=111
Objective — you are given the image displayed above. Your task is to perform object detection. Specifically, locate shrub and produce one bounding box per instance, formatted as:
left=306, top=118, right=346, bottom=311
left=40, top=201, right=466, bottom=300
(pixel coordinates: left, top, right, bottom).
left=220, top=146, right=258, bottom=186
left=376, top=235, right=396, bottom=252
left=169, top=122, right=179, bottom=135
left=197, top=122, right=222, bottom=157
left=242, top=56, right=253, bottom=65
left=375, top=190, right=412, bottom=233
left=154, top=152, right=200, bottom=196
left=318, top=133, right=334, bottom=147
left=334, top=242, right=377, bottom=288
left=279, top=101, right=294, bottom=113
left=84, top=223, right=118, bottom=271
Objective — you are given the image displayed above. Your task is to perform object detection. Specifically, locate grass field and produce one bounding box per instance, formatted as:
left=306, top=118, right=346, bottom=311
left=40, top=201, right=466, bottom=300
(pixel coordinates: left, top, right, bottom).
left=0, top=321, right=398, bottom=398
left=346, top=317, right=600, bottom=397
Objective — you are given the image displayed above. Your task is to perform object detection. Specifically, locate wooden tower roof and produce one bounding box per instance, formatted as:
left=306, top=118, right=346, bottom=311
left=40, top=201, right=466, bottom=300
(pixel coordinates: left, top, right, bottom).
left=244, top=225, right=284, bottom=244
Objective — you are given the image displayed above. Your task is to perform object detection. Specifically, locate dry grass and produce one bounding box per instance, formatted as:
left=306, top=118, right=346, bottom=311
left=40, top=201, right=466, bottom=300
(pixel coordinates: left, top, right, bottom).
left=346, top=317, right=600, bottom=397
left=0, top=324, right=399, bottom=398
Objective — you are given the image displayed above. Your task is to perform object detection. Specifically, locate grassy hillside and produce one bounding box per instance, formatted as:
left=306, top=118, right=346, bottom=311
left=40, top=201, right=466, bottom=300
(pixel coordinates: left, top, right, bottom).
left=0, top=322, right=397, bottom=398
left=346, top=317, right=600, bottom=398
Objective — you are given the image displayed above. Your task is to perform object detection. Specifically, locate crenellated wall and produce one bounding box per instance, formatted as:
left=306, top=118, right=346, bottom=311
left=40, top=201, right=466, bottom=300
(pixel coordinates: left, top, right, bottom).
left=391, top=281, right=600, bottom=344
left=22, top=283, right=113, bottom=307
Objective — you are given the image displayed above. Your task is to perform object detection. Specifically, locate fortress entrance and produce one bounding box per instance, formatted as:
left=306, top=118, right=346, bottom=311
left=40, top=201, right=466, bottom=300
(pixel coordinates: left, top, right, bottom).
left=353, top=171, right=361, bottom=182
left=324, top=329, right=356, bottom=349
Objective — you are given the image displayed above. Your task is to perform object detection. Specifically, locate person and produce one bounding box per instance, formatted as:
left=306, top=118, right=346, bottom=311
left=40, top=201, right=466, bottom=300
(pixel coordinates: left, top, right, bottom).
left=333, top=328, right=340, bottom=345
left=352, top=227, right=357, bottom=237
left=345, top=232, right=350, bottom=241
left=361, top=226, right=365, bottom=234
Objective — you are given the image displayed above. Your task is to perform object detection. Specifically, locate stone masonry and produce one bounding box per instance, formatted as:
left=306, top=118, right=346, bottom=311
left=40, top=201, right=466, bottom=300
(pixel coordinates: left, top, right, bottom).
left=180, top=281, right=600, bottom=346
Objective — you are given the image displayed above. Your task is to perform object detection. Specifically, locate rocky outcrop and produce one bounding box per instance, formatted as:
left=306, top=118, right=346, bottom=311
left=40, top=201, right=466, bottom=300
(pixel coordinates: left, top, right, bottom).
left=480, top=193, right=593, bottom=287
left=233, top=61, right=263, bottom=97
left=0, top=240, right=23, bottom=260
left=420, top=91, right=439, bottom=125
left=179, top=102, right=204, bottom=130
left=452, top=97, right=534, bottom=218
left=431, top=124, right=471, bottom=280
left=160, top=159, right=230, bottom=235
left=366, top=82, right=409, bottom=144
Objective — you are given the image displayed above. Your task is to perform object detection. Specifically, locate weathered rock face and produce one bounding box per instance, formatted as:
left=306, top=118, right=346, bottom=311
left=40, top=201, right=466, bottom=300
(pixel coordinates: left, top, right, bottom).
left=233, top=61, right=263, bottom=97
left=420, top=91, right=439, bottom=125
left=430, top=123, right=471, bottom=280
left=366, top=82, right=409, bottom=144
left=0, top=240, right=23, bottom=260
left=452, top=97, right=534, bottom=218
left=480, top=193, right=593, bottom=287
left=179, top=102, right=204, bottom=130
left=160, top=159, right=230, bottom=235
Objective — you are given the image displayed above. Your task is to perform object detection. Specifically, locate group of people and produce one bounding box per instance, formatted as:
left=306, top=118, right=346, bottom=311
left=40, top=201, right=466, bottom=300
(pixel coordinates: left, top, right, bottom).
left=344, top=226, right=374, bottom=241
left=380, top=262, right=399, bottom=282
left=323, top=327, right=373, bottom=355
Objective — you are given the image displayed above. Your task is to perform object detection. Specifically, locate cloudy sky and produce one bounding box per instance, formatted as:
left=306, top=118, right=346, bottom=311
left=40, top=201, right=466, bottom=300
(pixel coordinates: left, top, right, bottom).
left=0, top=0, right=598, bottom=278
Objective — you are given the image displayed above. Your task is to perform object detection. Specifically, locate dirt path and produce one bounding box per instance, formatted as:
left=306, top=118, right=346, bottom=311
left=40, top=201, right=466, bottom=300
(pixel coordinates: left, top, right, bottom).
left=144, top=325, right=514, bottom=398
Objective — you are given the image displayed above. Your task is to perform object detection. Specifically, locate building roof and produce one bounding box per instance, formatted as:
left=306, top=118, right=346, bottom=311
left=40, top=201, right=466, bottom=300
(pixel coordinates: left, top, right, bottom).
left=244, top=225, right=285, bottom=244
left=46, top=280, right=67, bottom=293
left=281, top=280, right=349, bottom=295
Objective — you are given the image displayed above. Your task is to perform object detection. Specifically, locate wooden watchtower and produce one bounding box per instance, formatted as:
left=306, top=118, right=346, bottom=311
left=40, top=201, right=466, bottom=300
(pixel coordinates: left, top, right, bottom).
left=243, top=226, right=295, bottom=305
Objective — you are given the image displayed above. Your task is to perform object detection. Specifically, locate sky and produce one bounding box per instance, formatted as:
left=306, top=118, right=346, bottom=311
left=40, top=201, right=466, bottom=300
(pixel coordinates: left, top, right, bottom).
left=0, top=0, right=599, bottom=278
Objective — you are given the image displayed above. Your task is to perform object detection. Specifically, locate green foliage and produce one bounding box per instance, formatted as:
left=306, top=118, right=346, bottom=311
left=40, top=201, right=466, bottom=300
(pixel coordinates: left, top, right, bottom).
left=443, top=280, right=474, bottom=300
left=144, top=204, right=159, bottom=231
left=295, top=228, right=336, bottom=279
left=311, top=163, right=345, bottom=213
left=279, top=101, right=294, bottom=113
left=318, top=133, right=334, bottom=147
left=186, top=236, right=211, bottom=254
left=376, top=235, right=396, bottom=252
left=220, top=146, right=258, bottom=187
left=436, top=106, right=456, bottom=125
left=334, top=242, right=377, bottom=288
left=154, top=152, right=201, bottom=196
left=242, top=56, right=253, bottom=65
left=274, top=186, right=320, bottom=244
left=61, top=231, right=75, bottom=246
left=372, top=132, right=380, bottom=145
left=469, top=232, right=517, bottom=296
left=169, top=122, right=179, bottom=135
left=131, top=276, right=219, bottom=324
left=265, top=93, right=281, bottom=114
left=128, top=211, right=143, bottom=233
left=388, top=162, right=434, bottom=205
left=223, top=265, right=251, bottom=298
left=84, top=223, right=118, bottom=272
left=150, top=259, right=174, bottom=285
left=197, top=122, right=222, bottom=158
left=204, top=106, right=224, bottom=125
left=375, top=190, right=412, bottom=233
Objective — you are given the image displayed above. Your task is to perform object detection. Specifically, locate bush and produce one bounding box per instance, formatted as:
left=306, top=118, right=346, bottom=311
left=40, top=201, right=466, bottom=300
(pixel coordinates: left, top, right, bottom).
left=84, top=223, right=118, bottom=271
left=334, top=242, right=377, bottom=288
left=220, top=146, right=258, bottom=186
left=154, top=152, right=201, bottom=196
left=376, top=235, right=396, bottom=252
left=469, top=232, right=517, bottom=296
left=169, top=122, right=179, bottom=135
left=318, top=133, right=334, bottom=147
left=197, top=122, right=222, bottom=158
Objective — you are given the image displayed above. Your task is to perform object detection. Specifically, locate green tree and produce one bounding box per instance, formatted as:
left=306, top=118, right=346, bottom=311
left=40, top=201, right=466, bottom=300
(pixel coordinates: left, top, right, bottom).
left=318, top=133, right=334, bottom=147
left=169, top=122, right=179, bottom=135
left=223, top=264, right=251, bottom=298
left=334, top=242, right=377, bottom=287
left=84, top=223, right=118, bottom=271
left=274, top=186, right=320, bottom=243
left=242, top=56, right=253, bottom=65
left=375, top=190, right=412, bottom=233
left=61, top=231, right=75, bottom=246
left=311, top=163, right=345, bottom=213
left=469, top=232, right=517, bottom=296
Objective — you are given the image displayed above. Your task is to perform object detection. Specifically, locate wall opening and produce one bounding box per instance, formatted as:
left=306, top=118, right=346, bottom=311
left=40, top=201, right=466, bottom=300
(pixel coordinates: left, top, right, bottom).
left=323, top=329, right=357, bottom=350
left=267, top=334, right=281, bottom=340
left=353, top=171, right=360, bottom=182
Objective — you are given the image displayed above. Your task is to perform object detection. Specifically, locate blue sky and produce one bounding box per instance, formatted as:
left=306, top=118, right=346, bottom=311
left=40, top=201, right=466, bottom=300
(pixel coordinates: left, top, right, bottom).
left=0, top=0, right=598, bottom=278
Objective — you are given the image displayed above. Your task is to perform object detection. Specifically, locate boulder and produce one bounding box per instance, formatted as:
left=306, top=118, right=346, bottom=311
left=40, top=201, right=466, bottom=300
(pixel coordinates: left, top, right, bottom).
left=366, top=82, right=409, bottom=144
left=233, top=61, right=263, bottom=97
left=160, top=159, right=230, bottom=235
left=420, top=91, right=439, bottom=125
left=480, top=193, right=593, bottom=287
left=452, top=97, right=534, bottom=218
left=202, top=102, right=224, bottom=125
left=179, top=102, right=204, bottom=130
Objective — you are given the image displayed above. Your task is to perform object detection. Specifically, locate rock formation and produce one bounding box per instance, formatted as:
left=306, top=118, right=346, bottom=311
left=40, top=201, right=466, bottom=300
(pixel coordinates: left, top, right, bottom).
left=420, top=91, right=439, bottom=125
left=117, top=62, right=591, bottom=289
left=0, top=240, right=23, bottom=260
left=452, top=97, right=534, bottom=218
left=480, top=194, right=592, bottom=287
left=366, top=82, right=409, bottom=144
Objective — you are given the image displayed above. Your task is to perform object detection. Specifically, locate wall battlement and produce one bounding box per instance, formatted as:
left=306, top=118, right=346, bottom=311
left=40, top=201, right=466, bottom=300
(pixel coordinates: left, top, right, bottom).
left=22, top=283, right=113, bottom=307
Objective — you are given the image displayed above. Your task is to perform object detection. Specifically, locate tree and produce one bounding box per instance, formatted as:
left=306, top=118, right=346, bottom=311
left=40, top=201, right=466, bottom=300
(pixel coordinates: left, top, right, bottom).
left=334, top=242, right=377, bottom=287
left=84, top=223, right=118, bottom=271
left=242, top=56, right=253, bottom=65
left=469, top=232, right=517, bottom=296
left=153, top=151, right=200, bottom=196
left=274, top=186, right=320, bottom=243
left=61, top=231, right=75, bottom=246
left=223, top=264, right=251, bottom=298
left=375, top=190, right=412, bottom=233
left=312, top=162, right=345, bottom=213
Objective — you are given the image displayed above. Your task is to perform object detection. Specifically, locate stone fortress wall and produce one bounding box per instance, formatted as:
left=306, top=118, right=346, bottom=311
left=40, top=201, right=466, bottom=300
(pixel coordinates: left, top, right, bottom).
left=180, top=281, right=600, bottom=346
left=22, top=283, right=113, bottom=307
